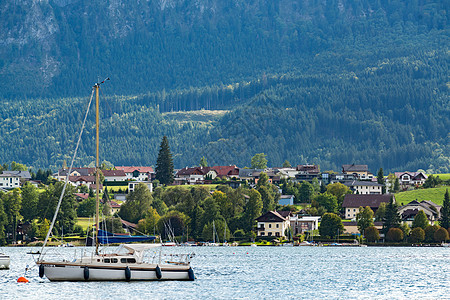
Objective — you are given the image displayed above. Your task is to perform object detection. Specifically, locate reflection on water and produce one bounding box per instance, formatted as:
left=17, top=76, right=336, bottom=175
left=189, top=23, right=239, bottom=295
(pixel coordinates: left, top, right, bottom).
left=1, top=246, right=449, bottom=299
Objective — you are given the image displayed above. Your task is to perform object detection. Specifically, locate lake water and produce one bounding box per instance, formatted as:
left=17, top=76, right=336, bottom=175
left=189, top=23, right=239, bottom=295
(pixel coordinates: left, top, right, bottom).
left=1, top=246, right=449, bottom=299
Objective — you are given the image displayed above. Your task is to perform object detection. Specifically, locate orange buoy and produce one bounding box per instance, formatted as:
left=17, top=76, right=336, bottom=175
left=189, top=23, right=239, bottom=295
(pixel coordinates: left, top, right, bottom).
left=17, top=277, right=29, bottom=283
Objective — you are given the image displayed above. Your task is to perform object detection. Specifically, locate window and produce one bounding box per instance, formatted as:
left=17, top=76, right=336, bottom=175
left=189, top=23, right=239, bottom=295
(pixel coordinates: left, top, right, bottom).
left=268, top=232, right=272, bottom=236
left=260, top=232, right=265, bottom=236
left=268, top=224, right=272, bottom=228
left=104, top=258, right=110, bottom=263
left=353, top=209, right=356, bottom=212
left=276, top=224, right=279, bottom=228
left=112, top=258, right=118, bottom=263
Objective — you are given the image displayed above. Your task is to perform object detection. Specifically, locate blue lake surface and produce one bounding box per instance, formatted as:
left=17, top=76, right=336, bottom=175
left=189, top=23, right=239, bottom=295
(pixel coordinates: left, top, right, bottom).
left=1, top=246, right=449, bottom=299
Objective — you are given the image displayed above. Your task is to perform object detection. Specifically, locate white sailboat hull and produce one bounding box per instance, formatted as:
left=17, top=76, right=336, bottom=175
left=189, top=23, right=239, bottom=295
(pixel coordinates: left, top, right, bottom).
left=38, top=262, right=193, bottom=281
left=0, top=255, right=10, bottom=269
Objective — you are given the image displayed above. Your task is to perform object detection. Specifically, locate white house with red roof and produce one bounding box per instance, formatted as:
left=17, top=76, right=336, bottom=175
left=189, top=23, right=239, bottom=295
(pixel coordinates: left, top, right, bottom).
left=102, top=169, right=127, bottom=182
left=116, top=166, right=154, bottom=181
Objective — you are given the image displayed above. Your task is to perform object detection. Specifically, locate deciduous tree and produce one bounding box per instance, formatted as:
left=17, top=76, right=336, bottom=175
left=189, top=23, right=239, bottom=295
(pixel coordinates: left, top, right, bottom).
left=412, top=210, right=429, bottom=229
left=319, top=213, right=344, bottom=238
left=356, top=206, right=374, bottom=234
left=251, top=153, right=268, bottom=169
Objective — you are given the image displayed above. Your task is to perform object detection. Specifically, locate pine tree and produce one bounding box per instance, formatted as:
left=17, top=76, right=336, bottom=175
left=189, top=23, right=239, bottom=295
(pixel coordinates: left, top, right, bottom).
left=439, top=189, right=450, bottom=229
left=377, top=168, right=386, bottom=194
left=382, top=196, right=401, bottom=234
left=155, top=136, right=174, bottom=185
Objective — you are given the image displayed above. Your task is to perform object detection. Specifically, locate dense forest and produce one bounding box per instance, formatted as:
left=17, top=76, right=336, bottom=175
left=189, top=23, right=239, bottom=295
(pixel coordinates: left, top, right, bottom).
left=0, top=0, right=448, bottom=173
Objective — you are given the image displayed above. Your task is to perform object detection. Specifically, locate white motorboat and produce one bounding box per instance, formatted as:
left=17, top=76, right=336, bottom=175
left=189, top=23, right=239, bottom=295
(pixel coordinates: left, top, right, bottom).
left=0, top=252, right=10, bottom=269
left=35, top=80, right=195, bottom=281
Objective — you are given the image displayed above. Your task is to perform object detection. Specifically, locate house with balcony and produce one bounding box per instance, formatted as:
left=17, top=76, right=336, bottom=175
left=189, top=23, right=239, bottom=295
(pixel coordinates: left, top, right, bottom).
left=394, top=172, right=428, bottom=187
left=342, top=164, right=373, bottom=180
left=128, top=181, right=153, bottom=193
left=115, top=166, right=154, bottom=181
left=256, top=211, right=291, bottom=238
left=0, top=173, right=21, bottom=189
left=290, top=215, right=320, bottom=235
left=294, top=164, right=321, bottom=183
left=175, top=167, right=218, bottom=184
left=212, top=165, right=240, bottom=179
left=344, top=180, right=383, bottom=194
left=102, top=169, right=127, bottom=182
left=398, top=200, right=440, bottom=226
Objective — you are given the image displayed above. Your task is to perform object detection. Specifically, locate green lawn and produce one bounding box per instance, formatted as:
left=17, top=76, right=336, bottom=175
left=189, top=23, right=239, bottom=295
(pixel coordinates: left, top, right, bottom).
left=435, top=174, right=450, bottom=181
left=77, top=217, right=94, bottom=230
left=395, top=186, right=449, bottom=206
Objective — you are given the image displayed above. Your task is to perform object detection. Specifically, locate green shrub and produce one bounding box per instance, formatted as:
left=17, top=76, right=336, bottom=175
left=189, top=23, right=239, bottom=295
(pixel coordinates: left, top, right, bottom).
left=434, top=227, right=449, bottom=242
left=424, top=225, right=440, bottom=242
left=364, top=226, right=380, bottom=242
left=410, top=227, right=425, bottom=243
left=386, top=228, right=404, bottom=242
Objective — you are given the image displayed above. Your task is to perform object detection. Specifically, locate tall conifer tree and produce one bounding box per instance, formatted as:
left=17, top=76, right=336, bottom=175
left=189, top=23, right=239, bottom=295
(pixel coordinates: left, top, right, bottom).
left=156, top=136, right=174, bottom=185
left=382, top=196, right=401, bottom=234
left=439, top=189, right=450, bottom=229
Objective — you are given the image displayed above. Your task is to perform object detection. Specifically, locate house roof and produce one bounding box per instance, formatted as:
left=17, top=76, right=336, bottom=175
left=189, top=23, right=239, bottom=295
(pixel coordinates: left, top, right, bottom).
left=116, top=166, right=154, bottom=174
left=256, top=211, right=288, bottom=222
left=296, top=165, right=320, bottom=173
left=59, top=168, right=95, bottom=177
left=342, top=164, right=368, bottom=173
left=109, top=201, right=121, bottom=208
left=342, top=194, right=393, bottom=209
left=280, top=195, right=294, bottom=199
left=239, top=169, right=264, bottom=178
left=176, top=166, right=215, bottom=176
left=394, top=172, right=428, bottom=180
left=102, top=169, right=126, bottom=177
left=1, top=170, right=32, bottom=179
left=74, top=193, right=89, bottom=200
left=69, top=175, right=96, bottom=182
left=212, top=165, right=239, bottom=177
left=399, top=200, right=440, bottom=216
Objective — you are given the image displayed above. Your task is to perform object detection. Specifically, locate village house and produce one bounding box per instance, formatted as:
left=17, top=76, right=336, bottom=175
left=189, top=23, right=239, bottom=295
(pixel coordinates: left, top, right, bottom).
left=256, top=211, right=291, bottom=238
left=109, top=201, right=121, bottom=215
left=115, top=166, right=154, bottom=181
left=279, top=195, right=295, bottom=206
left=55, top=167, right=95, bottom=181
left=394, top=172, right=428, bottom=187
left=253, top=170, right=281, bottom=185
left=294, top=164, right=321, bottom=183
left=342, top=194, right=393, bottom=219
left=1, top=170, right=31, bottom=184
left=212, top=165, right=240, bottom=179
left=128, top=181, right=153, bottom=193
left=398, top=200, right=441, bottom=226
left=342, top=164, right=373, bottom=180
left=0, top=172, right=21, bottom=189
left=102, top=169, right=127, bottom=182
left=238, top=169, right=265, bottom=181
left=175, top=167, right=218, bottom=184
left=343, top=221, right=383, bottom=235
left=275, top=168, right=299, bottom=180
left=74, top=193, right=89, bottom=202
left=344, top=180, right=383, bottom=194
left=290, top=215, right=320, bottom=235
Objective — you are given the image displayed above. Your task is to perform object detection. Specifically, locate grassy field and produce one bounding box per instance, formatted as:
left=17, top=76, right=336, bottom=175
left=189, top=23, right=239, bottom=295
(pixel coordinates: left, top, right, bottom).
left=77, top=217, right=94, bottom=230
left=435, top=174, right=450, bottom=181
left=395, top=186, right=449, bottom=206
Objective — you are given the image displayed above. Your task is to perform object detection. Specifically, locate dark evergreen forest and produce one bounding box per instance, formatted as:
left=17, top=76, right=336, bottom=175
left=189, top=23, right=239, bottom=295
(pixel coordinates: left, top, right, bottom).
left=0, top=0, right=448, bottom=173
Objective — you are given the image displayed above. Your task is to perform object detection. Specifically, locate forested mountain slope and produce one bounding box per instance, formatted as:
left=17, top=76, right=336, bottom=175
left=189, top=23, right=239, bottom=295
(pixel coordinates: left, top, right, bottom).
left=0, top=0, right=448, bottom=173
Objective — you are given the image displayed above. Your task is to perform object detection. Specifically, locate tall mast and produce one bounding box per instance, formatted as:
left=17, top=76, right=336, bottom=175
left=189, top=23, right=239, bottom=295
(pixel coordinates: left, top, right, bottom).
left=93, top=78, right=109, bottom=255
left=95, top=83, right=100, bottom=255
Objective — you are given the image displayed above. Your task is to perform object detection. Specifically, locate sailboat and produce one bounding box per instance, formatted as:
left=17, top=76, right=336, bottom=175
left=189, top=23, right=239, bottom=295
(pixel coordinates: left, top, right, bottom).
left=35, top=80, right=195, bottom=281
